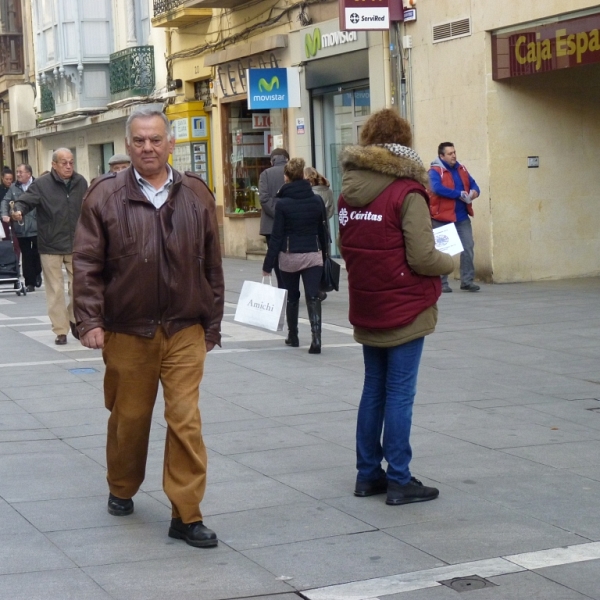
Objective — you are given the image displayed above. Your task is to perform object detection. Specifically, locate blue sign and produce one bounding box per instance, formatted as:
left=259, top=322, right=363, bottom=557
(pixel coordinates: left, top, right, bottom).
left=247, top=68, right=301, bottom=109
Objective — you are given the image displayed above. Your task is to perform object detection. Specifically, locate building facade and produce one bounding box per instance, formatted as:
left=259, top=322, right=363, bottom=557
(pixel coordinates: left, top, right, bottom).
left=17, top=0, right=167, bottom=180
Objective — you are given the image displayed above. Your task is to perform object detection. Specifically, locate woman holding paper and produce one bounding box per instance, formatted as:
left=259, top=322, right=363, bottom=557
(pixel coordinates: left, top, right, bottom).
left=338, top=109, right=453, bottom=506
left=262, top=158, right=328, bottom=354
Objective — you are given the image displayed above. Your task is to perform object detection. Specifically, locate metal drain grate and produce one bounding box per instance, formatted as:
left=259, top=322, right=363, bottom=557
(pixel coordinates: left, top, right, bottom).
left=438, top=575, right=497, bottom=592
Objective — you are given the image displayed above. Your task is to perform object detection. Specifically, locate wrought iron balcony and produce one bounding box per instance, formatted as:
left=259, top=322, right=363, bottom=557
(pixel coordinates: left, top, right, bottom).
left=0, top=33, right=24, bottom=76
left=39, top=84, right=55, bottom=117
left=109, top=46, right=155, bottom=101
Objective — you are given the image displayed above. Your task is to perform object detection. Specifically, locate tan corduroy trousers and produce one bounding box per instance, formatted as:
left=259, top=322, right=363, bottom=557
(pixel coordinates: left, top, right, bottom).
left=40, top=253, right=74, bottom=335
left=103, top=325, right=208, bottom=523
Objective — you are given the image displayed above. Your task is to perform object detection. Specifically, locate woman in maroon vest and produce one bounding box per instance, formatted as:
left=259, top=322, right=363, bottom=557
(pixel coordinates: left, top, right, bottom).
left=338, top=109, right=453, bottom=506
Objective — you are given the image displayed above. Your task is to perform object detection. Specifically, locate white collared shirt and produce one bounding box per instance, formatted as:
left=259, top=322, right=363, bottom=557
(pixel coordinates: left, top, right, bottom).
left=133, top=165, right=174, bottom=209
left=21, top=177, right=33, bottom=192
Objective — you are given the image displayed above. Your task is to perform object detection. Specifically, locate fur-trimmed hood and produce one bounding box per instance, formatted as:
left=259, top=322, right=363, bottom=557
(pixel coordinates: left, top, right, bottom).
left=340, top=145, right=428, bottom=208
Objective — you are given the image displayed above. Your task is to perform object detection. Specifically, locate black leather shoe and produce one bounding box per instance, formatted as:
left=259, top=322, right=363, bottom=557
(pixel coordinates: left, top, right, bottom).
left=35, top=274, right=42, bottom=287
left=26, top=285, right=35, bottom=292
left=107, top=493, right=134, bottom=516
left=55, top=334, right=67, bottom=345
left=441, top=284, right=453, bottom=293
left=354, top=476, right=388, bottom=497
left=460, top=283, right=480, bottom=292
left=386, top=477, right=439, bottom=505
left=168, top=518, right=218, bottom=548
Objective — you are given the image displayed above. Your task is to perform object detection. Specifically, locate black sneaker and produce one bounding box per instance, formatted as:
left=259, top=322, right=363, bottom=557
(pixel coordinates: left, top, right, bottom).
left=441, top=284, right=453, bottom=293
left=168, top=518, right=218, bottom=548
left=107, top=493, right=134, bottom=516
left=386, top=477, right=439, bottom=505
left=354, top=476, right=388, bottom=497
left=460, top=283, right=480, bottom=292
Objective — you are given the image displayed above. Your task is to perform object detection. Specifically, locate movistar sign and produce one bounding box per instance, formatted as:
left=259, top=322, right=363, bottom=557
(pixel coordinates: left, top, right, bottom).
left=247, top=68, right=301, bottom=109
left=305, top=28, right=359, bottom=58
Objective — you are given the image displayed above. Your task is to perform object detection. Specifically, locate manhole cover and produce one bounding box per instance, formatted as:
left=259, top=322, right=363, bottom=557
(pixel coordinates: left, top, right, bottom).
left=438, top=575, right=497, bottom=592
left=68, top=368, right=99, bottom=375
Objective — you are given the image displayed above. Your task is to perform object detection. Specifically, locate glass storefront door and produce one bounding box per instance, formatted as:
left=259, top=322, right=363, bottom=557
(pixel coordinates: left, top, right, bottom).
left=313, top=86, right=370, bottom=256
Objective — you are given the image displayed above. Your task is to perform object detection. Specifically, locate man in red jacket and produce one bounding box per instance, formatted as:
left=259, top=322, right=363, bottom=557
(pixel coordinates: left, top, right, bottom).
left=428, top=143, right=480, bottom=292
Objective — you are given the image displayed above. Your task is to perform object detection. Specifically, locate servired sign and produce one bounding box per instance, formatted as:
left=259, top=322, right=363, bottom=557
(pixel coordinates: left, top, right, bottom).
left=339, top=0, right=390, bottom=31
left=492, top=12, right=600, bottom=80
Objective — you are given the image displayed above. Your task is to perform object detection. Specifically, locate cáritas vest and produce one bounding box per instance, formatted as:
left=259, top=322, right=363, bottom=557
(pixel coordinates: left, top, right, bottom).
left=428, top=164, right=474, bottom=222
left=339, top=179, right=442, bottom=330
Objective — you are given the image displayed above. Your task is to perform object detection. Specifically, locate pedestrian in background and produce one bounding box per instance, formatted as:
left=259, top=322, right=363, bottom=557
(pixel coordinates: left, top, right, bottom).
left=338, top=109, right=453, bottom=506
left=304, top=166, right=334, bottom=220
left=11, top=149, right=88, bottom=344
left=2, top=165, right=42, bottom=292
left=259, top=147, right=289, bottom=287
left=263, top=157, right=328, bottom=354
left=108, top=153, right=131, bottom=173
left=0, top=169, right=19, bottom=259
left=428, top=142, right=480, bottom=292
left=73, top=106, right=224, bottom=549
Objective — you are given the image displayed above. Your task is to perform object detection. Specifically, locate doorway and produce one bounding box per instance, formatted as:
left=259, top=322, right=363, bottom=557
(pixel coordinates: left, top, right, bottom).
left=312, top=85, right=371, bottom=255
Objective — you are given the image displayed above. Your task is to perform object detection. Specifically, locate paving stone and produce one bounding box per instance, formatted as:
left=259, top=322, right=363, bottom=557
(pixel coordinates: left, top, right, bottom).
left=243, top=530, right=445, bottom=589
left=534, top=558, right=600, bottom=599
left=0, top=569, right=114, bottom=600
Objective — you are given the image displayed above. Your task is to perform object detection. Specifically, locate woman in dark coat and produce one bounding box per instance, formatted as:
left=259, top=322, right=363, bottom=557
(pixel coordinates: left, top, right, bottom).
left=262, top=158, right=328, bottom=354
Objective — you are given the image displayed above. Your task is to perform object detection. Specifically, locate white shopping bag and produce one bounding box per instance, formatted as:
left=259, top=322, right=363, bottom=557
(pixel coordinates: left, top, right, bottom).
left=234, top=278, right=288, bottom=332
left=434, top=223, right=464, bottom=256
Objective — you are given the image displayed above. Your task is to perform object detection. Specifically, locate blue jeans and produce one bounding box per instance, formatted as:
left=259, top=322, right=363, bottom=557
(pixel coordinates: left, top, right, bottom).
left=356, top=337, right=425, bottom=485
left=432, top=218, right=474, bottom=286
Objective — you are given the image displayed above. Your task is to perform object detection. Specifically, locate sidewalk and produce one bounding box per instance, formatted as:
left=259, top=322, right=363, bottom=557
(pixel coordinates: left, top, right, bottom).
left=1, top=259, right=600, bottom=599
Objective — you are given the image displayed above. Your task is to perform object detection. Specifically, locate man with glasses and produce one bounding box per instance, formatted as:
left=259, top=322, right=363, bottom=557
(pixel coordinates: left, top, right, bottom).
left=12, top=149, right=88, bottom=344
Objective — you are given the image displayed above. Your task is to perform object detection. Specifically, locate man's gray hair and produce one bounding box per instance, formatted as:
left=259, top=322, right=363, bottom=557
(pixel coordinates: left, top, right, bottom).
left=51, top=148, right=73, bottom=163
left=126, top=106, right=172, bottom=143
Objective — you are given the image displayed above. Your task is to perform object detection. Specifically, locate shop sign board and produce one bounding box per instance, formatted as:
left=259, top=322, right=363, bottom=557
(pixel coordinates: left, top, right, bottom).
left=297, top=19, right=368, bottom=62
left=247, top=68, right=301, bottom=109
left=339, top=0, right=390, bottom=31
left=492, top=12, right=600, bottom=80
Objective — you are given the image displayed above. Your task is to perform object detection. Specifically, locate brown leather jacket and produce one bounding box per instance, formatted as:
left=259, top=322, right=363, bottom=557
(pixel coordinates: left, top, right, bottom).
left=73, top=167, right=224, bottom=345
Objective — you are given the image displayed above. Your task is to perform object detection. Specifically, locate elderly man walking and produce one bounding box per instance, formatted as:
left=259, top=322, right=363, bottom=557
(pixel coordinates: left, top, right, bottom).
left=12, top=149, right=88, bottom=344
left=73, top=106, right=224, bottom=548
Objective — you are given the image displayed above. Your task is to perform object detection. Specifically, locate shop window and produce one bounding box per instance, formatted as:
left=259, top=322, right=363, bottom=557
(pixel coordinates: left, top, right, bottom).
left=222, top=101, right=286, bottom=214
left=354, top=89, right=370, bottom=117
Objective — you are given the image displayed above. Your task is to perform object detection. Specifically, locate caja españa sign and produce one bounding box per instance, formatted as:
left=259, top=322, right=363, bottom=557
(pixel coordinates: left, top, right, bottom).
left=246, top=68, right=301, bottom=109
left=492, top=12, right=600, bottom=80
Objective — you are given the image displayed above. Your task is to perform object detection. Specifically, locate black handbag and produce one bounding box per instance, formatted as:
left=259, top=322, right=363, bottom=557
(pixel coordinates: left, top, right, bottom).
left=319, top=200, right=341, bottom=292
left=321, top=255, right=341, bottom=292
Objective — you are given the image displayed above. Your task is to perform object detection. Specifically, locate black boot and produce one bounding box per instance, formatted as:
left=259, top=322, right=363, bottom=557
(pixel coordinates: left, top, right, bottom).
left=284, top=301, right=299, bottom=347
left=306, top=297, right=322, bottom=354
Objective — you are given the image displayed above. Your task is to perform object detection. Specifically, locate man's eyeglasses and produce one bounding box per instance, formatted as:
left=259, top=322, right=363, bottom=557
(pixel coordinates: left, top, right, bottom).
left=55, top=160, right=75, bottom=166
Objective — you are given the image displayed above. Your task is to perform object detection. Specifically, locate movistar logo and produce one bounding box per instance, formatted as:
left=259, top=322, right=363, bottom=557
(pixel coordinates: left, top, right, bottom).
left=258, top=77, right=279, bottom=92
left=305, top=28, right=322, bottom=58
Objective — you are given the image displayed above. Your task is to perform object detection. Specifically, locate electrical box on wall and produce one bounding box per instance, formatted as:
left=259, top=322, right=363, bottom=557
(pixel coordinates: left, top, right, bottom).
left=527, top=156, right=539, bottom=168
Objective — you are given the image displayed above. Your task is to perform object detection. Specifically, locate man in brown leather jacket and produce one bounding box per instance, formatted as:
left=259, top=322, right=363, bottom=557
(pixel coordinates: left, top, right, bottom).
left=73, top=106, right=224, bottom=548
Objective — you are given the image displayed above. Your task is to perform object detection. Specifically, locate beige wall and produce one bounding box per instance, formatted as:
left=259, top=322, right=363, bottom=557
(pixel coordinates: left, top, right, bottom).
left=408, top=0, right=600, bottom=282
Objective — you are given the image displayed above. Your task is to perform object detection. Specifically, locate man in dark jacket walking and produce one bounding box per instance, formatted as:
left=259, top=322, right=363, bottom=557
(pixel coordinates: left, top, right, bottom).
left=2, top=165, right=42, bottom=292
left=73, top=106, right=224, bottom=549
left=12, top=149, right=88, bottom=344
left=259, top=147, right=288, bottom=287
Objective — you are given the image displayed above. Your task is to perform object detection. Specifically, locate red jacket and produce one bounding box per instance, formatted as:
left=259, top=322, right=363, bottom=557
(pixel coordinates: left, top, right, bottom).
left=428, top=163, right=474, bottom=222
left=338, top=179, right=442, bottom=330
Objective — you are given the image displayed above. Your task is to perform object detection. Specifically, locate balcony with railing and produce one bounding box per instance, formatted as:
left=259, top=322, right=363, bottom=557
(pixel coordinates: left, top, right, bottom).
left=152, top=0, right=213, bottom=28
left=0, top=33, right=24, bottom=77
left=109, top=46, right=155, bottom=102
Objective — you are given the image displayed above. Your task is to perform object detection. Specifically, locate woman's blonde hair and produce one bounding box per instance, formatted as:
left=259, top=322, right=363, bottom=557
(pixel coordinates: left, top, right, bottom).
left=284, top=157, right=305, bottom=181
left=304, top=166, right=329, bottom=187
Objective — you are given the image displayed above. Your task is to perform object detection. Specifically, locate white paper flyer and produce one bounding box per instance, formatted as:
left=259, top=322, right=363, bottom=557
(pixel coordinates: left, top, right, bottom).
left=434, top=223, right=464, bottom=256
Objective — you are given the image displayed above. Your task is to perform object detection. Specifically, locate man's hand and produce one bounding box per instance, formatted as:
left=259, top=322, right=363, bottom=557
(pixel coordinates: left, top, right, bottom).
left=206, top=340, right=216, bottom=352
left=469, top=190, right=479, bottom=200
left=460, top=191, right=472, bottom=204
left=81, top=327, right=105, bottom=349
left=2, top=216, right=9, bottom=223
left=262, top=270, right=271, bottom=277
left=11, top=211, right=23, bottom=221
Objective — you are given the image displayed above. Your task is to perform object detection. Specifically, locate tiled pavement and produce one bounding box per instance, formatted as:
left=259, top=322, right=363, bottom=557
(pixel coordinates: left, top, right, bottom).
left=1, top=259, right=600, bottom=599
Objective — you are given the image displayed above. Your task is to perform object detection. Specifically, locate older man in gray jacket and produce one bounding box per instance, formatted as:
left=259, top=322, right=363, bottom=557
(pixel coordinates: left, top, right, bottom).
left=258, top=147, right=288, bottom=287
left=12, top=149, right=88, bottom=345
